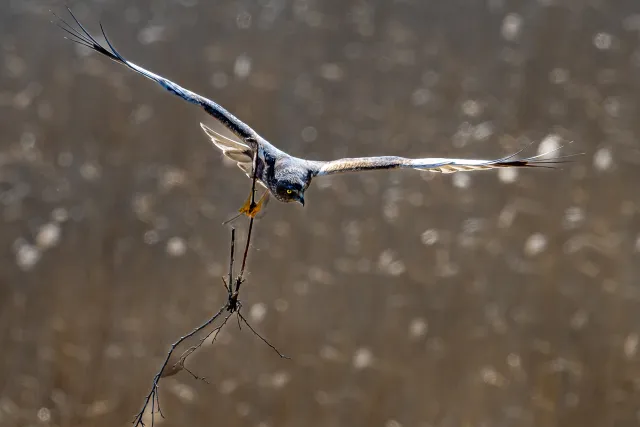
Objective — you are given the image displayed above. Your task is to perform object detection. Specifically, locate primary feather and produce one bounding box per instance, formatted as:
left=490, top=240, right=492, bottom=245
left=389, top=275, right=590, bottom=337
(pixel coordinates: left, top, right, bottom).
left=314, top=147, right=576, bottom=176
left=54, top=7, right=261, bottom=144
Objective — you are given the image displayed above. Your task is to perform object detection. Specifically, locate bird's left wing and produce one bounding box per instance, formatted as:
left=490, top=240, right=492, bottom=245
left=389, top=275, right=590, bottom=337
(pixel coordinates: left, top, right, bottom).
left=54, top=8, right=261, bottom=143
left=313, top=147, right=576, bottom=176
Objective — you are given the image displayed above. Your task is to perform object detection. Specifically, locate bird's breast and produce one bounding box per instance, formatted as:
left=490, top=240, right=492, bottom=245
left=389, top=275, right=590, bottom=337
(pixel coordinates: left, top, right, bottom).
left=257, top=149, right=278, bottom=191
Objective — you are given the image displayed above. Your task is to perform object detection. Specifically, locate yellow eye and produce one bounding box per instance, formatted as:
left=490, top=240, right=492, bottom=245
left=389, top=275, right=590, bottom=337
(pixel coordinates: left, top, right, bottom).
left=286, top=189, right=293, bottom=194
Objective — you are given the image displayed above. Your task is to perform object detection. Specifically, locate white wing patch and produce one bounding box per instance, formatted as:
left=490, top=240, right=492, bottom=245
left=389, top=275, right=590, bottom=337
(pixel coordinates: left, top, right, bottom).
left=199, top=123, right=270, bottom=189
left=409, top=158, right=497, bottom=173
left=200, top=123, right=252, bottom=162
left=200, top=122, right=255, bottom=173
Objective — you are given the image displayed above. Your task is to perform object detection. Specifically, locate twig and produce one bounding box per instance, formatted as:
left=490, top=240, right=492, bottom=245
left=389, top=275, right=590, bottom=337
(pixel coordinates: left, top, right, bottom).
left=248, top=150, right=259, bottom=209
left=132, top=147, right=288, bottom=427
left=236, top=150, right=260, bottom=291
left=172, top=312, right=235, bottom=384
left=182, top=365, right=210, bottom=384
left=226, top=228, right=236, bottom=300
left=131, top=304, right=227, bottom=427
left=237, top=218, right=254, bottom=291
left=238, top=311, right=290, bottom=359
left=132, top=228, right=238, bottom=427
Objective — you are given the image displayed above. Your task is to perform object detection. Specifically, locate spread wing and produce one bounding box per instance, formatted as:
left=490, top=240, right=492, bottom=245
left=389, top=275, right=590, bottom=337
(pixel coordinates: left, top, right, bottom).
left=313, top=145, right=577, bottom=176
left=199, top=122, right=257, bottom=177
left=54, top=8, right=261, bottom=144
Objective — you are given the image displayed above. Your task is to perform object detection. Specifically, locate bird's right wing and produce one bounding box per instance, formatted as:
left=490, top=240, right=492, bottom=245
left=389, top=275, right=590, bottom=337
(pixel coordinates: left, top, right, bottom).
left=55, top=8, right=261, bottom=144
left=313, top=144, right=578, bottom=176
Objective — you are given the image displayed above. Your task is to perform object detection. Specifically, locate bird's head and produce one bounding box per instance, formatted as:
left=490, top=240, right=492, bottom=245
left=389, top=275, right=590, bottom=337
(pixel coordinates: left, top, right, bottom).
left=273, top=167, right=312, bottom=206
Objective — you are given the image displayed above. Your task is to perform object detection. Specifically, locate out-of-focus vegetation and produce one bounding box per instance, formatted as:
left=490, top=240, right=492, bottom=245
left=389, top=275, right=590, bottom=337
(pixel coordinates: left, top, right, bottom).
left=1, top=1, right=640, bottom=426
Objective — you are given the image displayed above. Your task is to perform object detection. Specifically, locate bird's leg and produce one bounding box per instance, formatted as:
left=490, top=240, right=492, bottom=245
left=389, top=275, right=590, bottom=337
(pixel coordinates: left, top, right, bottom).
left=238, top=190, right=269, bottom=218
left=236, top=149, right=264, bottom=218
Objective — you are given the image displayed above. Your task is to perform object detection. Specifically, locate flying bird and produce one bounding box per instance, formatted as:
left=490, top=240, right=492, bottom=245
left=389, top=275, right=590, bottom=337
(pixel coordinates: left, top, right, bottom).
left=55, top=9, right=574, bottom=218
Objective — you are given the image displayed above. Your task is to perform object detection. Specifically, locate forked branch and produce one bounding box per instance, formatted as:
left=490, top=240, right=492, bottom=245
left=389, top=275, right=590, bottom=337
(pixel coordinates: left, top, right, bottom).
left=132, top=146, right=287, bottom=427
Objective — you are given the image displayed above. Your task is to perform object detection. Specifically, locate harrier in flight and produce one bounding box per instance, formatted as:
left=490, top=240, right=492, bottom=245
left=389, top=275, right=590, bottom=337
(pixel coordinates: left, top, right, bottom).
left=56, top=9, right=573, bottom=217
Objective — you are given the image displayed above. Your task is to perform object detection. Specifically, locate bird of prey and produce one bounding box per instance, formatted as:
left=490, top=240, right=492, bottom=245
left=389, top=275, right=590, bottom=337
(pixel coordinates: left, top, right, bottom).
left=55, top=9, right=574, bottom=218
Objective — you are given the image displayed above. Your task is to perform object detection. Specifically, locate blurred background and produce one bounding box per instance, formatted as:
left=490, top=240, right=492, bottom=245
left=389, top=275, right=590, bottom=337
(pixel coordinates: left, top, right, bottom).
left=1, top=0, right=640, bottom=426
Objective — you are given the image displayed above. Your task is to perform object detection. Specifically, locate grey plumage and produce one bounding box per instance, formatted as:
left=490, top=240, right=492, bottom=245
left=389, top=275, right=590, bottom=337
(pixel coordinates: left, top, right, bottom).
left=56, top=9, right=576, bottom=208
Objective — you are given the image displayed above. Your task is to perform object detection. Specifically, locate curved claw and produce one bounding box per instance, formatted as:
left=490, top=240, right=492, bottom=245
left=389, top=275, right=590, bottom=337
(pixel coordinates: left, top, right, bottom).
left=238, top=191, right=269, bottom=218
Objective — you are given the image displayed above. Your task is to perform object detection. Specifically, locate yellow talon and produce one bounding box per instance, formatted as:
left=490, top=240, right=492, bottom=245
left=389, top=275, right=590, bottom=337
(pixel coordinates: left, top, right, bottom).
left=238, top=191, right=268, bottom=218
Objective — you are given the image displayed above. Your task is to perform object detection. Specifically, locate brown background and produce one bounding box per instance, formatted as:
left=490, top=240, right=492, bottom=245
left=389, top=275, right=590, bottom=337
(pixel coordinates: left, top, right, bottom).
left=2, top=0, right=640, bottom=426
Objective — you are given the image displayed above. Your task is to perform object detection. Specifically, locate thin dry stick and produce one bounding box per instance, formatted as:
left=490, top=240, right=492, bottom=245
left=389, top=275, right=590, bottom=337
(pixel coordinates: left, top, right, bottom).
left=131, top=304, right=227, bottom=427
left=132, top=227, right=240, bottom=427
left=233, top=149, right=259, bottom=295
left=225, top=228, right=236, bottom=300
left=239, top=150, right=260, bottom=282
left=237, top=217, right=253, bottom=291
left=238, top=311, right=290, bottom=359
left=132, top=150, right=287, bottom=427
left=175, top=311, right=235, bottom=384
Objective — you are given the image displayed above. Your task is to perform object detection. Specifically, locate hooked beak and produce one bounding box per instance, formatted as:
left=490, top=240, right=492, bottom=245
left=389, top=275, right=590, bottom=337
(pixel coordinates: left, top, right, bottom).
left=297, top=195, right=305, bottom=207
